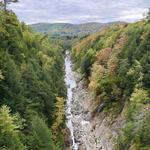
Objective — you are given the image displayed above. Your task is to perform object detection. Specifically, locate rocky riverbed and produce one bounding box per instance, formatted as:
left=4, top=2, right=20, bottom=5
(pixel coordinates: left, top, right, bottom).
left=65, top=53, right=125, bottom=150
left=71, top=75, right=105, bottom=150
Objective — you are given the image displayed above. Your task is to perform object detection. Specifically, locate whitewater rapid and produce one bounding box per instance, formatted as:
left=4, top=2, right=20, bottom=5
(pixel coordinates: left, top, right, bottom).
left=65, top=52, right=78, bottom=150
left=64, top=52, right=106, bottom=150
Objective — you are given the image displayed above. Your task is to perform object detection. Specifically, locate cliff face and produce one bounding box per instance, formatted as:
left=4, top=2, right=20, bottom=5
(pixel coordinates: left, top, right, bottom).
left=70, top=72, right=126, bottom=150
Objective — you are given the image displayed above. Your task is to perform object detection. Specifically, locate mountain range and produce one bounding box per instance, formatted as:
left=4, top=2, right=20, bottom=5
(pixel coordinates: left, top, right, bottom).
left=30, top=22, right=124, bottom=37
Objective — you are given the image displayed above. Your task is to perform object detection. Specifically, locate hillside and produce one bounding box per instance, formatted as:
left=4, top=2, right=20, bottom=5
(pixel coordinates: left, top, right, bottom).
left=1, top=1, right=150, bottom=150
left=30, top=22, right=123, bottom=37
left=0, top=9, right=66, bottom=150
left=72, top=21, right=150, bottom=149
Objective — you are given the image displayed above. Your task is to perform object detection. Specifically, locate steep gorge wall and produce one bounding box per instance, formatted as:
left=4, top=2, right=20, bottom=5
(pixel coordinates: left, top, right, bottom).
left=71, top=21, right=150, bottom=149
left=72, top=71, right=127, bottom=150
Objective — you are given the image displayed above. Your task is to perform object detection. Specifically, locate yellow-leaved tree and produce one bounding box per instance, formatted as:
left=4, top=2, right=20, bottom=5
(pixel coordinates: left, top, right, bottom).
left=0, top=70, right=4, bottom=81
left=51, top=97, right=65, bottom=147
left=0, top=105, right=26, bottom=150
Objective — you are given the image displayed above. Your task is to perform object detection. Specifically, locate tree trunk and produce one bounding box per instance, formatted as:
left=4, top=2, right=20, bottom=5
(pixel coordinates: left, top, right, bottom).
left=4, top=0, right=7, bottom=11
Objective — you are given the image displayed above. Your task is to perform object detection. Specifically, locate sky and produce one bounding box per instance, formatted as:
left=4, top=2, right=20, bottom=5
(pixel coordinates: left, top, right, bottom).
left=6, top=0, right=150, bottom=24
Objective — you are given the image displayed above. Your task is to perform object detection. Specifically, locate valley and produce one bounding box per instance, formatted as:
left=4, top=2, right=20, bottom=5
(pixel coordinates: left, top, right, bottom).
left=30, top=22, right=123, bottom=37
left=0, top=2, right=150, bottom=150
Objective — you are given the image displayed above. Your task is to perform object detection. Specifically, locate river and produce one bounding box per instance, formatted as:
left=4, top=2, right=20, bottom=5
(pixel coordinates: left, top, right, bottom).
left=65, top=52, right=78, bottom=150
left=64, top=52, right=105, bottom=150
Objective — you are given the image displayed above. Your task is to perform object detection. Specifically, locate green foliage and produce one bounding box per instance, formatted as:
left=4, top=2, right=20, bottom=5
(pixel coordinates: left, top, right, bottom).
left=146, top=8, right=150, bottom=20
left=28, top=116, right=55, bottom=150
left=116, top=88, right=150, bottom=149
left=81, top=48, right=96, bottom=77
left=31, top=22, right=118, bottom=37
left=118, top=23, right=150, bottom=94
left=0, top=70, right=4, bottom=81
left=123, top=122, right=135, bottom=142
left=140, top=111, right=150, bottom=146
left=130, top=89, right=148, bottom=104
left=0, top=105, right=19, bottom=134
left=72, top=21, right=150, bottom=149
left=0, top=105, right=26, bottom=150
left=0, top=9, right=66, bottom=149
left=52, top=97, right=65, bottom=148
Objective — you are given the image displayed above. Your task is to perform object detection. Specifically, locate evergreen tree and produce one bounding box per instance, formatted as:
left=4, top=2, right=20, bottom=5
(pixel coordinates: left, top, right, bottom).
left=29, top=116, right=55, bottom=150
left=0, top=105, right=26, bottom=150
left=0, top=8, right=66, bottom=149
left=146, top=8, right=150, bottom=20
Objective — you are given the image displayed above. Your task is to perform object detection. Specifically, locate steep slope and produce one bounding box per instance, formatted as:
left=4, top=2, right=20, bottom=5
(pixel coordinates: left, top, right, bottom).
left=72, top=21, right=150, bottom=149
left=0, top=9, right=66, bottom=150
left=30, top=22, right=123, bottom=37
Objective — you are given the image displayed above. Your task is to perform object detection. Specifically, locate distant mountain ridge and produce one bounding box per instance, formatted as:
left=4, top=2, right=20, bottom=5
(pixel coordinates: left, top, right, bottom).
left=30, top=22, right=124, bottom=37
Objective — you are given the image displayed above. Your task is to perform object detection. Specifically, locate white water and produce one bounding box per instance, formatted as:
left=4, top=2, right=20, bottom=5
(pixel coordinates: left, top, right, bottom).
left=65, top=52, right=78, bottom=150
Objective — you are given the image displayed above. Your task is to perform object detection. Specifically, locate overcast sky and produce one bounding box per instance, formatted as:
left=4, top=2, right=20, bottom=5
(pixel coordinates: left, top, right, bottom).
left=7, top=0, right=150, bottom=24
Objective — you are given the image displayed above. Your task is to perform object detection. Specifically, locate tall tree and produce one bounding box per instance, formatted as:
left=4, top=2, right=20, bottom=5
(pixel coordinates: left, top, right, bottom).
left=3, top=0, right=18, bottom=11
left=0, top=105, right=26, bottom=150
left=146, top=8, right=150, bottom=20
left=30, top=116, right=55, bottom=150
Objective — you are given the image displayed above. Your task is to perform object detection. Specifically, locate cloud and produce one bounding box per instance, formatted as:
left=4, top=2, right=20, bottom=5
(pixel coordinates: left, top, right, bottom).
left=8, top=0, right=150, bottom=24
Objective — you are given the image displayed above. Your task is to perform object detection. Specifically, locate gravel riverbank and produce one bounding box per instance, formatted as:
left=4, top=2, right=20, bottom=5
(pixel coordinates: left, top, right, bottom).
left=65, top=53, right=124, bottom=150
left=71, top=73, right=105, bottom=150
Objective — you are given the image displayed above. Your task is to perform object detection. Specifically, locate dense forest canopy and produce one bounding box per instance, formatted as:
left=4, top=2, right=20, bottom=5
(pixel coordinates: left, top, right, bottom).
left=30, top=22, right=123, bottom=38
left=0, top=6, right=66, bottom=150
left=72, top=19, right=150, bottom=149
left=0, top=0, right=150, bottom=149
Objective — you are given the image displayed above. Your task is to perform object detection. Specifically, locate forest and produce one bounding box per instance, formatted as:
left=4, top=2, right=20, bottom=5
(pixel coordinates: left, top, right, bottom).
left=31, top=22, right=120, bottom=37
left=0, top=0, right=150, bottom=150
left=72, top=20, right=150, bottom=149
left=0, top=5, right=66, bottom=150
